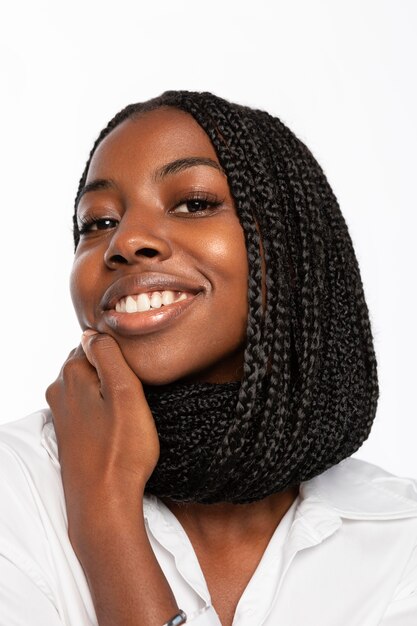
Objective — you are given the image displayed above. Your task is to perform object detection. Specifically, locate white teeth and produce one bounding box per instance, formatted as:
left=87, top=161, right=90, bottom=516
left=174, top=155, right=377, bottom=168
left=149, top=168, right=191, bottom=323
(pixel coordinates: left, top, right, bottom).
left=136, top=293, right=151, bottom=312
left=126, top=296, right=137, bottom=313
left=162, top=291, right=175, bottom=306
left=115, top=289, right=190, bottom=313
left=150, top=292, right=162, bottom=309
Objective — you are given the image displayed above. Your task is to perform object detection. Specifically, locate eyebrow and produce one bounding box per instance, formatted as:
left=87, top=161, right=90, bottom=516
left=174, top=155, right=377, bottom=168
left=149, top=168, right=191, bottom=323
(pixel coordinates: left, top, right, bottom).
left=153, top=156, right=225, bottom=180
left=76, top=157, right=225, bottom=204
left=76, top=178, right=117, bottom=204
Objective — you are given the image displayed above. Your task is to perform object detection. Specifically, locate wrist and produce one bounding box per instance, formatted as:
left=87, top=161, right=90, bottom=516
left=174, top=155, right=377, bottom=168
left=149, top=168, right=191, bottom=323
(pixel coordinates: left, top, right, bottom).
left=69, top=505, right=148, bottom=568
left=65, top=485, right=147, bottom=547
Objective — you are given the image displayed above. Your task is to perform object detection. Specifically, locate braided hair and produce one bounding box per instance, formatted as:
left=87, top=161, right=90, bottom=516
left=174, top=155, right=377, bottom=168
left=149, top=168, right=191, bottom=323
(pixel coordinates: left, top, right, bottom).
left=72, top=91, right=379, bottom=503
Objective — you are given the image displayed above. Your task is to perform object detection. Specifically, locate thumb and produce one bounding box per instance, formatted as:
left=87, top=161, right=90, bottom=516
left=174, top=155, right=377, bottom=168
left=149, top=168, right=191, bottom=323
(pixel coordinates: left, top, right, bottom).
left=81, top=330, right=140, bottom=396
left=80, top=329, right=99, bottom=367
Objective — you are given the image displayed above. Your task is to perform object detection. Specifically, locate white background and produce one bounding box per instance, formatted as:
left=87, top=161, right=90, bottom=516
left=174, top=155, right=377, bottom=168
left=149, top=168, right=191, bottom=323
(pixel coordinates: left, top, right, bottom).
left=0, top=0, right=416, bottom=477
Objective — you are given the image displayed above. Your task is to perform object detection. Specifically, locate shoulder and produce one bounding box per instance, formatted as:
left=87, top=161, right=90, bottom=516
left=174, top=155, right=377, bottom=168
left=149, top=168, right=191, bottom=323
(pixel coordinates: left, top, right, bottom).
left=302, top=456, right=417, bottom=521
left=0, top=410, right=64, bottom=533
left=0, top=409, right=51, bottom=451
left=0, top=410, right=65, bottom=585
left=0, top=413, right=94, bottom=617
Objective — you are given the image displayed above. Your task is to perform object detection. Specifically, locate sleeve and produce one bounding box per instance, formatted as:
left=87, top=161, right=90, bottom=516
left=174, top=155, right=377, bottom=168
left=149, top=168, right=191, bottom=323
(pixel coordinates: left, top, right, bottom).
left=0, top=443, right=62, bottom=626
left=379, top=543, right=417, bottom=625
left=0, top=555, right=62, bottom=626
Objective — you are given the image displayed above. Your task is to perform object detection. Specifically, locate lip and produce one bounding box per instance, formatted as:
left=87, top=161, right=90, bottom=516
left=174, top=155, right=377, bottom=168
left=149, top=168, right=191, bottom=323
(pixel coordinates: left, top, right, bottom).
left=100, top=272, right=205, bottom=337
left=103, top=291, right=202, bottom=336
left=101, top=272, right=205, bottom=311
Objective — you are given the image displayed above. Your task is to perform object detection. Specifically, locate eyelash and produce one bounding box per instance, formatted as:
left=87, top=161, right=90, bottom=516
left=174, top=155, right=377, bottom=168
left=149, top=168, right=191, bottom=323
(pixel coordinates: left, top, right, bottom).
left=78, top=216, right=118, bottom=235
left=171, top=193, right=223, bottom=215
left=77, top=193, right=224, bottom=235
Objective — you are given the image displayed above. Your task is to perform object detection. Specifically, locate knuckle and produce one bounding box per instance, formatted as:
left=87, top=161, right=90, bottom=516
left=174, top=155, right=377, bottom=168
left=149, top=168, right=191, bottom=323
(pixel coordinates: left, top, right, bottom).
left=111, top=380, right=132, bottom=396
left=61, top=354, right=87, bottom=382
left=45, top=381, right=58, bottom=404
left=72, top=345, right=83, bottom=358
left=62, top=359, right=78, bottom=377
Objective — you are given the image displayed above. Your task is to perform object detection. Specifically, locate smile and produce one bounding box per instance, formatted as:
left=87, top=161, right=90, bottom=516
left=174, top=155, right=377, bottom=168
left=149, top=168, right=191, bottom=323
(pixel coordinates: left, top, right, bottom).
left=103, top=290, right=201, bottom=336
left=115, top=290, right=188, bottom=313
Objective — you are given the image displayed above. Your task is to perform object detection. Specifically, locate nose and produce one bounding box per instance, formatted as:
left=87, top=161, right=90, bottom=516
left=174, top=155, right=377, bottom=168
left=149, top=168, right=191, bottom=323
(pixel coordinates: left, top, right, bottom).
left=103, top=215, right=172, bottom=269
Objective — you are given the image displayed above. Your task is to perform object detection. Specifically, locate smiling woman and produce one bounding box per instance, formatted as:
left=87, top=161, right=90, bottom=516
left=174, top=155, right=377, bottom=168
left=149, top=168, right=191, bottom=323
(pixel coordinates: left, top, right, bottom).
left=71, top=108, right=249, bottom=387
left=0, top=91, right=417, bottom=626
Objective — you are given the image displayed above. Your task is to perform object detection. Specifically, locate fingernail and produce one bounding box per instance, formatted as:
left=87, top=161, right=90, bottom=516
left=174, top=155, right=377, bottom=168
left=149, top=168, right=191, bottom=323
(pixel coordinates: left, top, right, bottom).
left=81, top=329, right=97, bottom=349
left=82, top=329, right=97, bottom=338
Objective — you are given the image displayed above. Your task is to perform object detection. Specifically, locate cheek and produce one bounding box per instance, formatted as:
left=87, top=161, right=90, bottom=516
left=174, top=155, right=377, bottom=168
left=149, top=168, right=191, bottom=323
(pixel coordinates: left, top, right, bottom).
left=198, top=219, right=248, bottom=284
left=221, top=235, right=248, bottom=309
left=69, top=253, right=98, bottom=326
left=202, top=224, right=249, bottom=334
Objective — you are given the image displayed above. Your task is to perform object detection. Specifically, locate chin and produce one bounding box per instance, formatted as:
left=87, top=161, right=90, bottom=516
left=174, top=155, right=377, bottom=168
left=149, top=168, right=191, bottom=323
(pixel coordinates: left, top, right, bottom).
left=115, top=337, right=245, bottom=387
left=120, top=349, right=195, bottom=386
left=124, top=361, right=184, bottom=386
left=121, top=352, right=237, bottom=387
left=134, top=370, right=187, bottom=387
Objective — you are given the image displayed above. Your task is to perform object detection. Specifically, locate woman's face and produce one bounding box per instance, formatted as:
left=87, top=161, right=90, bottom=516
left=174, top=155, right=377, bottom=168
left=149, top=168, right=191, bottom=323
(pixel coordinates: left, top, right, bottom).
left=70, top=107, right=249, bottom=385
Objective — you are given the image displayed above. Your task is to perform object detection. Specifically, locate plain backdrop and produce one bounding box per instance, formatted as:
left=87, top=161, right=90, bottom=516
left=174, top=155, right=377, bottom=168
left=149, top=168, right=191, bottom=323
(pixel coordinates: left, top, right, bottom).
left=0, top=0, right=416, bottom=478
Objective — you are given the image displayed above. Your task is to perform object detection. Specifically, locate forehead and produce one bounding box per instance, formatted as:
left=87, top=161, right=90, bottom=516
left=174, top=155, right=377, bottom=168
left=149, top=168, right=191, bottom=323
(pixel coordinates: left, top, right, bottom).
left=87, top=107, right=219, bottom=181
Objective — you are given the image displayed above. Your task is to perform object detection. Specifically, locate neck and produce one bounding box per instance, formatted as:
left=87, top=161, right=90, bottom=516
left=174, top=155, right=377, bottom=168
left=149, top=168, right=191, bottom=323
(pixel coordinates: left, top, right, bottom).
left=161, top=484, right=299, bottom=545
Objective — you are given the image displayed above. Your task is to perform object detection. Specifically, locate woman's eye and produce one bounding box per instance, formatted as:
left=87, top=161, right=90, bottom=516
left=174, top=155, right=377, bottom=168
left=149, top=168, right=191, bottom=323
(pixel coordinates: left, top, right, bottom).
left=78, top=218, right=118, bottom=234
left=171, top=198, right=222, bottom=215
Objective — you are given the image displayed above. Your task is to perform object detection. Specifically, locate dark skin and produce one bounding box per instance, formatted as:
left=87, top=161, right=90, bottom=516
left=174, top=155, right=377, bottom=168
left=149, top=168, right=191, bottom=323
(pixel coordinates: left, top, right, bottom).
left=47, top=108, right=299, bottom=626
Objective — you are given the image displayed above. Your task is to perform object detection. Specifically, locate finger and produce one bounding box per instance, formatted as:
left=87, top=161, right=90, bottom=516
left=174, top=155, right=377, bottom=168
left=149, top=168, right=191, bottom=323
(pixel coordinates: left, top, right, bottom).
left=58, top=343, right=96, bottom=379
left=80, top=331, right=140, bottom=397
left=48, top=344, right=100, bottom=408
left=80, top=330, right=98, bottom=367
left=52, top=346, right=82, bottom=381
left=73, top=343, right=86, bottom=358
left=65, top=347, right=78, bottom=361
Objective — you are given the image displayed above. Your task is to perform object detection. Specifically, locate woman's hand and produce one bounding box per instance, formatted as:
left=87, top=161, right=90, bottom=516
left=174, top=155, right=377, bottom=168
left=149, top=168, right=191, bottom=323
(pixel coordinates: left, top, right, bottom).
left=45, top=331, right=180, bottom=625
left=45, top=330, right=160, bottom=540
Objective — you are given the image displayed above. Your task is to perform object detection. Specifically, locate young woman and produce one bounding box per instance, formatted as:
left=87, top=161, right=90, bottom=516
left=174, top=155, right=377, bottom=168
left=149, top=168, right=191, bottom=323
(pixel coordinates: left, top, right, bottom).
left=1, top=91, right=416, bottom=626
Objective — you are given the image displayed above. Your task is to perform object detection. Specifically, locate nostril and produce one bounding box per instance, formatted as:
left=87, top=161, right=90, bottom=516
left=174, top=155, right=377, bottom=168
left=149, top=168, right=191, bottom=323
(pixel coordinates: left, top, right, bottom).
left=110, top=254, right=129, bottom=265
left=136, top=248, right=159, bottom=258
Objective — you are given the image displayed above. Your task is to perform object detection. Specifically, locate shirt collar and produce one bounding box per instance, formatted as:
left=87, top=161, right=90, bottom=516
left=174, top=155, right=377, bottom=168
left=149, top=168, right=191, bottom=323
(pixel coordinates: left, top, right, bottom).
left=301, top=456, right=417, bottom=520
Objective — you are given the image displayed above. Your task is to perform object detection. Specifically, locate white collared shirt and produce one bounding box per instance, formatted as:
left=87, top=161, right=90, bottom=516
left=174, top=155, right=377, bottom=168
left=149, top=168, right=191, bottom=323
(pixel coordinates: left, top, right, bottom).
left=1, top=410, right=417, bottom=626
